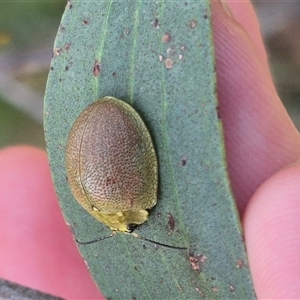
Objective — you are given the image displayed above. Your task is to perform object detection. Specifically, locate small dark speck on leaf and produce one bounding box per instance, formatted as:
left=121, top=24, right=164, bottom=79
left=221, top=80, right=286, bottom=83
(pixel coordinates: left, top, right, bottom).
left=143, top=245, right=147, bottom=250
left=153, top=18, right=159, bottom=28
left=181, top=155, right=187, bottom=166
left=216, top=105, right=221, bottom=119
left=50, top=67, right=54, bottom=71
left=204, top=14, right=208, bottom=19
left=168, top=214, right=175, bottom=231
left=65, top=66, right=69, bottom=71
left=83, top=19, right=88, bottom=25
left=112, top=71, right=117, bottom=76
left=93, top=60, right=101, bottom=77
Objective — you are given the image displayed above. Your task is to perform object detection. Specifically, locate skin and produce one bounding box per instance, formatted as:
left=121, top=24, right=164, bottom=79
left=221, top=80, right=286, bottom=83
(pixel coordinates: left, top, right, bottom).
left=0, top=0, right=299, bottom=299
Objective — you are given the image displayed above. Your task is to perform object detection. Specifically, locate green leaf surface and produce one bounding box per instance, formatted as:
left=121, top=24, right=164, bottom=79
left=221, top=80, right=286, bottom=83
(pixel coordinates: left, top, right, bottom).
left=44, top=1, right=255, bottom=299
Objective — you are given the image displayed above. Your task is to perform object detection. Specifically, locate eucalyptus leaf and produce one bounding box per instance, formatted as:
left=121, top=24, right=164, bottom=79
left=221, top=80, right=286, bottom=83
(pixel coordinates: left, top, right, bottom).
left=44, top=1, right=255, bottom=299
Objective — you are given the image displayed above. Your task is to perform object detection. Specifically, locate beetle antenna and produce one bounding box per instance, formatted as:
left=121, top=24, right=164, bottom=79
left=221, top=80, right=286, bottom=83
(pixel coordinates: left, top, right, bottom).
left=130, top=232, right=187, bottom=250
left=75, top=232, right=187, bottom=250
left=75, top=233, right=114, bottom=245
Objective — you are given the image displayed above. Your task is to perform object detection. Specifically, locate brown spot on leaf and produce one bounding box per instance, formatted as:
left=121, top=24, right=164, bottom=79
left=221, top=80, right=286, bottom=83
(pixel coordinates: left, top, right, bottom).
left=53, top=48, right=61, bottom=57
left=236, top=259, right=245, bottom=268
left=189, top=256, right=200, bottom=271
left=168, top=214, right=175, bottom=231
left=93, top=60, right=101, bottom=76
left=64, top=43, right=71, bottom=51
left=190, top=19, right=197, bottom=28
left=189, top=253, right=207, bottom=272
left=216, top=105, right=221, bottom=119
left=162, top=33, right=171, bottom=43
left=165, top=58, right=173, bottom=69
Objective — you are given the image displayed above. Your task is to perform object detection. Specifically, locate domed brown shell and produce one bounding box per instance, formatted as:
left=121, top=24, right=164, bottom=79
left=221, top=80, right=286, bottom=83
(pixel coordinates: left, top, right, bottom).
left=66, top=96, right=158, bottom=232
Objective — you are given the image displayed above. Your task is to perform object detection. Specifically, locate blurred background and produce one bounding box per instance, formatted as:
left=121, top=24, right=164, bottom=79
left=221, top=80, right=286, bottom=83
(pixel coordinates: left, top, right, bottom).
left=0, top=1, right=299, bottom=149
